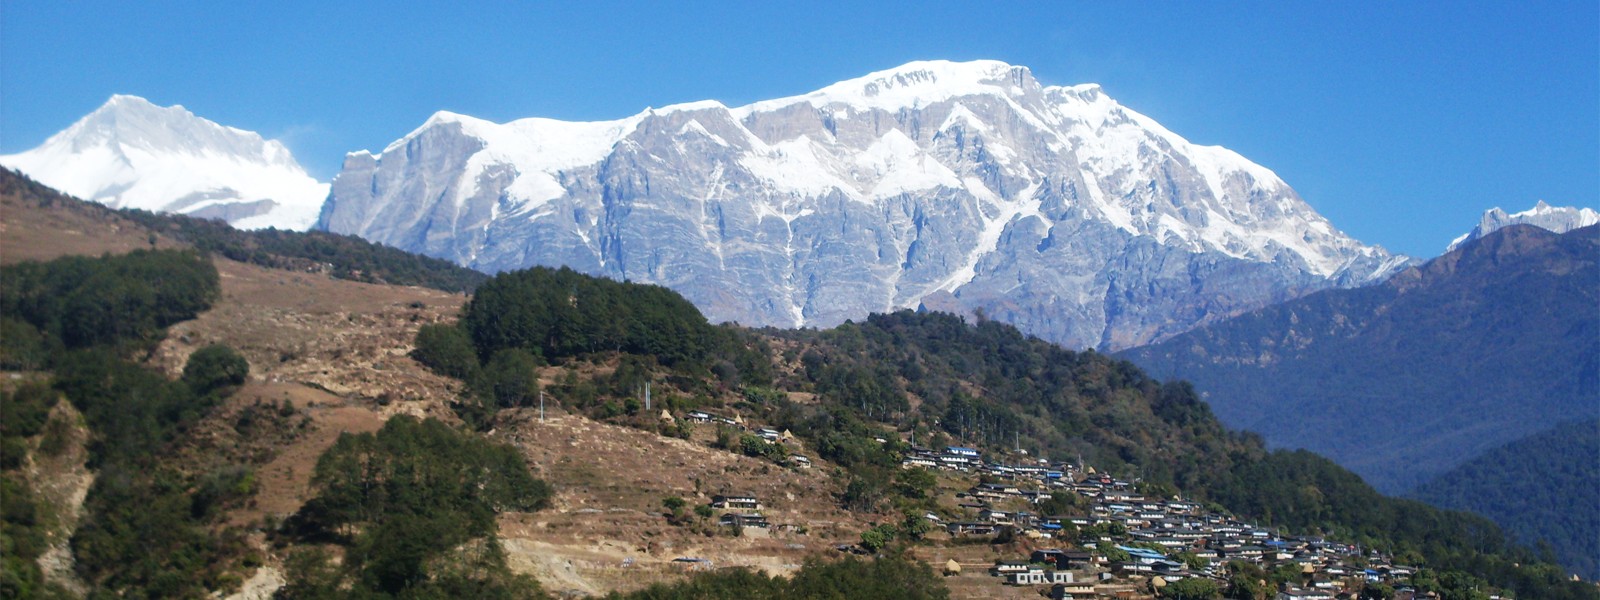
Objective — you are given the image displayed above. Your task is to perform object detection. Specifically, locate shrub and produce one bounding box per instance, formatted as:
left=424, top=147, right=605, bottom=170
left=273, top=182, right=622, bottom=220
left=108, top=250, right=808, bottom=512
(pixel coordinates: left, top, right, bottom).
left=413, top=323, right=480, bottom=380
left=183, top=344, right=249, bottom=395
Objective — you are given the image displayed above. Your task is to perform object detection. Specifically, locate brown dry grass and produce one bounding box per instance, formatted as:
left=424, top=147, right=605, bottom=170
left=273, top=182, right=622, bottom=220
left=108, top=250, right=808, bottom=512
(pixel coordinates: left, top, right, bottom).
left=489, top=410, right=879, bottom=595
left=136, top=257, right=475, bottom=533
left=149, top=258, right=467, bottom=418
left=0, top=190, right=182, bottom=265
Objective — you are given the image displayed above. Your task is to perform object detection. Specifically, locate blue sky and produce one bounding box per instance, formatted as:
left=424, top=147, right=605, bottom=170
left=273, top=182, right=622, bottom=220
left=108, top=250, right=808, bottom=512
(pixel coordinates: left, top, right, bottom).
left=3, top=1, right=1595, bottom=257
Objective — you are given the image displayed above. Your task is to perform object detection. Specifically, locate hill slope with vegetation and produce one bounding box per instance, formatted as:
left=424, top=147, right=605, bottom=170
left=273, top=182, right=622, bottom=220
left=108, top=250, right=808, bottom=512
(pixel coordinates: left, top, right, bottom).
left=420, top=267, right=1594, bottom=599
left=772, top=313, right=1590, bottom=598
left=1, top=167, right=487, bottom=293
left=2, top=173, right=1594, bottom=599
left=1120, top=224, right=1599, bottom=494
left=1410, top=419, right=1600, bottom=580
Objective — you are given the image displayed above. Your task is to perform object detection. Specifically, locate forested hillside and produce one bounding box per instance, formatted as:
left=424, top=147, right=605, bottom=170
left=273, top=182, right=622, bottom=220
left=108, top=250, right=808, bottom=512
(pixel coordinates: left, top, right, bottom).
left=2, top=248, right=246, bottom=597
left=1411, top=419, right=1600, bottom=580
left=0, top=243, right=554, bottom=599
left=1121, top=224, right=1599, bottom=494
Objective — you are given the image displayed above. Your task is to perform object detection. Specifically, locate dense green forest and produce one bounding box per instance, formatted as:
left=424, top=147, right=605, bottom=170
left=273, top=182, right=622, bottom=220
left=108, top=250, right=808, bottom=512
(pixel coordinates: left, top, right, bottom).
left=1, top=249, right=218, bottom=362
left=1121, top=224, right=1600, bottom=494
left=277, top=416, right=553, bottom=598
left=416, top=265, right=774, bottom=428
left=1, top=167, right=488, bottom=293
left=458, top=266, right=769, bottom=375
left=1410, top=419, right=1600, bottom=580
left=0, top=249, right=258, bottom=597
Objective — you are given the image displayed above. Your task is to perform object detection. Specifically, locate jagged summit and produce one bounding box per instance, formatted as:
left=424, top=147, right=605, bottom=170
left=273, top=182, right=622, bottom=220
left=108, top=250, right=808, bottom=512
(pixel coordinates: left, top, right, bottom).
left=1, top=95, right=329, bottom=231
left=61, top=95, right=279, bottom=158
left=318, top=59, right=1408, bottom=348
left=1448, top=201, right=1599, bottom=252
left=738, top=59, right=1038, bottom=114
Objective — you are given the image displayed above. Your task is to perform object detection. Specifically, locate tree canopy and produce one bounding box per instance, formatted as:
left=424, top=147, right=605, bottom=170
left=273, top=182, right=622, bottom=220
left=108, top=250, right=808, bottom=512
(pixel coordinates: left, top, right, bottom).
left=284, top=416, right=553, bottom=597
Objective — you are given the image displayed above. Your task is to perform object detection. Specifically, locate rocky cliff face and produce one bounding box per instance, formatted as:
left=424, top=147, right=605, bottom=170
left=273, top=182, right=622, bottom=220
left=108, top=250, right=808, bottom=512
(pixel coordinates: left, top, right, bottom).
left=318, top=60, right=1407, bottom=349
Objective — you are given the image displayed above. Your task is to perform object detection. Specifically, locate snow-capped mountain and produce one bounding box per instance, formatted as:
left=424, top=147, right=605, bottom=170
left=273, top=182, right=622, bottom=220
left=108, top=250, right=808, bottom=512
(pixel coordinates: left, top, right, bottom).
left=319, top=60, right=1409, bottom=349
left=1447, top=201, right=1599, bottom=253
left=1, top=95, right=328, bottom=230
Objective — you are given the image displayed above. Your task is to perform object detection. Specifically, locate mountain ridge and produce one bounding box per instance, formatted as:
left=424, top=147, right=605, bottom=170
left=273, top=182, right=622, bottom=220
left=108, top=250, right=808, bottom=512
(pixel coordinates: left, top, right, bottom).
left=1448, top=200, right=1599, bottom=252
left=1410, top=419, right=1600, bottom=580
left=1120, top=223, right=1600, bottom=493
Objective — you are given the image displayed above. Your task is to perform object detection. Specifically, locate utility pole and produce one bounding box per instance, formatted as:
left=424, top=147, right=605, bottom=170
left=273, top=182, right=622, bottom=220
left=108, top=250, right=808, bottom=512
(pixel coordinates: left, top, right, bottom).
left=645, top=381, right=651, bottom=411
left=539, top=389, right=545, bottom=421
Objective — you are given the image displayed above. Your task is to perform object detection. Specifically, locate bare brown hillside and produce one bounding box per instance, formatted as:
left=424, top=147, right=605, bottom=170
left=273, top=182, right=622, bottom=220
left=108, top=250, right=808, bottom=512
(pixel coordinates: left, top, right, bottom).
left=2, top=181, right=886, bottom=597
left=0, top=182, right=182, bottom=264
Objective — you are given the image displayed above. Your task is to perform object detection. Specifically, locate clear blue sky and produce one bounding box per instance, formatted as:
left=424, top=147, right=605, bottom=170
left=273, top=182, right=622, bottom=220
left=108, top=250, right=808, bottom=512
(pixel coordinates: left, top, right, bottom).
left=4, top=1, right=1595, bottom=257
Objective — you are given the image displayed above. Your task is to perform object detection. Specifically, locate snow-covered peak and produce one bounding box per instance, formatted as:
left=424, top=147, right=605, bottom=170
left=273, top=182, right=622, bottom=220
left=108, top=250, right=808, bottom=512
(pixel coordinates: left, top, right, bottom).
left=51, top=95, right=297, bottom=167
left=0, top=95, right=329, bottom=230
left=323, top=59, right=1412, bottom=347
left=1447, top=201, right=1600, bottom=252
left=653, top=99, right=730, bottom=115
left=736, top=59, right=1034, bottom=115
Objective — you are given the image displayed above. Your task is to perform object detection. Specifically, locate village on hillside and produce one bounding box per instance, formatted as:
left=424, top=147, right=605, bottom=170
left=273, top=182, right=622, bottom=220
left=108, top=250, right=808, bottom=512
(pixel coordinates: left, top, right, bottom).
left=670, top=407, right=1465, bottom=600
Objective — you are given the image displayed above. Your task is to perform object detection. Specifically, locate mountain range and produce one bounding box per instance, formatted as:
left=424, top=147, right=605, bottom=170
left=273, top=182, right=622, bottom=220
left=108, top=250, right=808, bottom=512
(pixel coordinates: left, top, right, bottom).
left=1120, top=223, right=1600, bottom=494
left=314, top=60, right=1412, bottom=350
left=7, top=62, right=1593, bottom=353
left=4, top=61, right=1423, bottom=351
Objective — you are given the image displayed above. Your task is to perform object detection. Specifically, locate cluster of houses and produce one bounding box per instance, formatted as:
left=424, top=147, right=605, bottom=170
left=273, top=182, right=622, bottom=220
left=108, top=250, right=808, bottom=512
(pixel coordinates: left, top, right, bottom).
left=708, top=493, right=774, bottom=532
left=913, top=446, right=1427, bottom=599
left=668, top=416, right=1448, bottom=598
left=902, top=445, right=990, bottom=471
